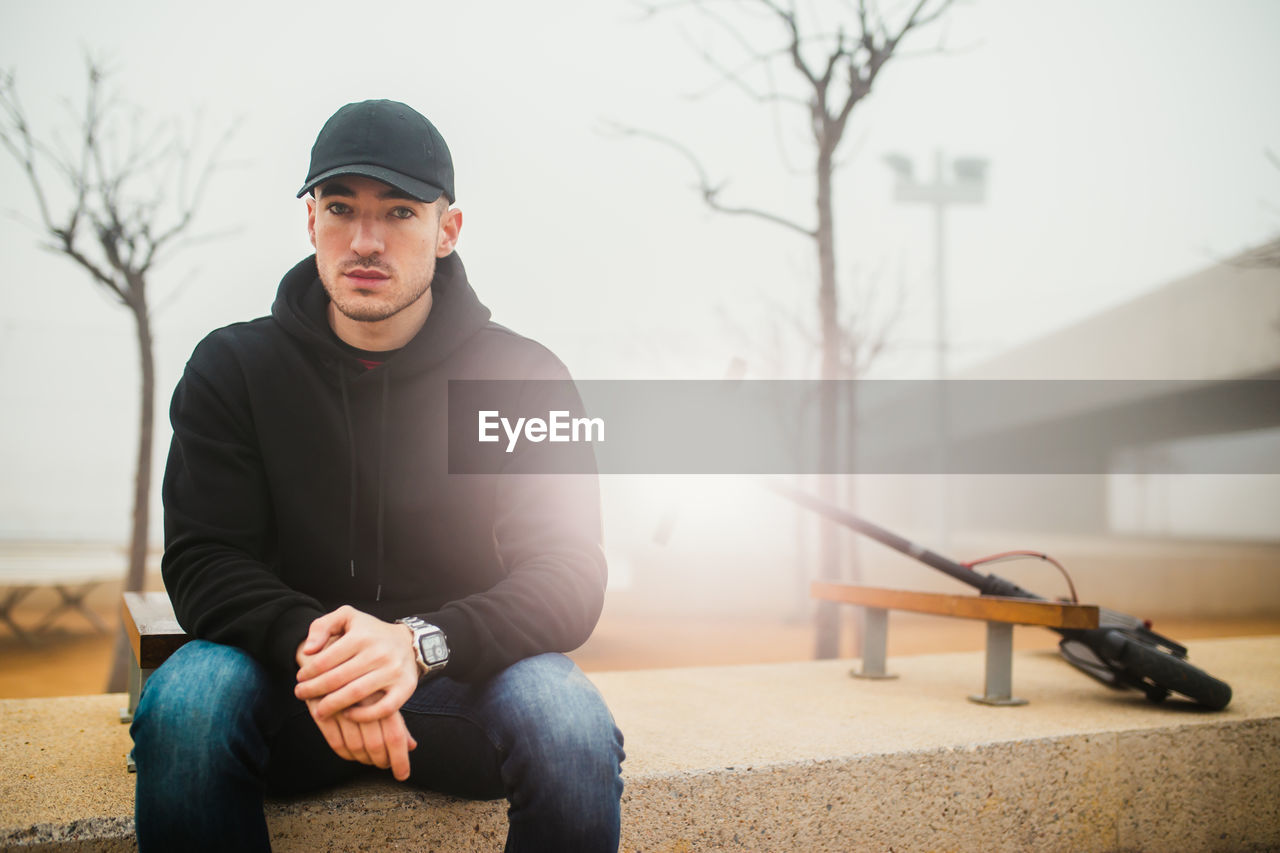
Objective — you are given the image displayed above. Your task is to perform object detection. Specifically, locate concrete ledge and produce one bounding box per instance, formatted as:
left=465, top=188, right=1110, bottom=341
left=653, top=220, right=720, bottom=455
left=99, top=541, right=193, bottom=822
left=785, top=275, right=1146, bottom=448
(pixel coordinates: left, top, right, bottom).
left=2, top=636, right=1278, bottom=851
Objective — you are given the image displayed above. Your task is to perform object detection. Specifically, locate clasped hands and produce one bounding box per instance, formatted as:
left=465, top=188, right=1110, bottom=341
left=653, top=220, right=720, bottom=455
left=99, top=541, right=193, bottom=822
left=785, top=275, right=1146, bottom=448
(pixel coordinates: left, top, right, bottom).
left=294, top=605, right=421, bottom=781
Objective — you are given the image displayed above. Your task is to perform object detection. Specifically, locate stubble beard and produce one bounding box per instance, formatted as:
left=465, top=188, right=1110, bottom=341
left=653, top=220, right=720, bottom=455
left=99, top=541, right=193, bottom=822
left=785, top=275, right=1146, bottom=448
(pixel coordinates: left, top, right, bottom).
left=321, top=254, right=436, bottom=324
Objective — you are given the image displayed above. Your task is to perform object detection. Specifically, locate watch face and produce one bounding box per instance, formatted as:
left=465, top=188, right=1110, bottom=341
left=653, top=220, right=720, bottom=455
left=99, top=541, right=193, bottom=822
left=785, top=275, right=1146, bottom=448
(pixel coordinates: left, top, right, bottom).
left=419, top=632, right=448, bottom=665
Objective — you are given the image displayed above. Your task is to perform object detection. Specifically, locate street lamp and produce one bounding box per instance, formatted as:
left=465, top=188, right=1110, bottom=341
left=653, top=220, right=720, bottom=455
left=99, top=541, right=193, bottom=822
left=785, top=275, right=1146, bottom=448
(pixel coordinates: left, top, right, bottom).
left=884, top=150, right=988, bottom=543
left=883, top=150, right=988, bottom=380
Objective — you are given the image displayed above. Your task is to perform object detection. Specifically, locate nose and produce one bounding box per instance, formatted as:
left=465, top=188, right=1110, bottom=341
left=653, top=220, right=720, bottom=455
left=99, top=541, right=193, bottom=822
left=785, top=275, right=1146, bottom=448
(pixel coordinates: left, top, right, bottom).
left=350, top=214, right=385, bottom=257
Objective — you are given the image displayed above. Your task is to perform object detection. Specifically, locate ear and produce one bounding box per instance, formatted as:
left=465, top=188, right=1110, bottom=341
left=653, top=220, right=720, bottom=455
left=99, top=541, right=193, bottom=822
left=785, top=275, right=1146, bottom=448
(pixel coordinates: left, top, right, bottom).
left=435, top=206, right=463, bottom=257
left=306, top=195, right=318, bottom=249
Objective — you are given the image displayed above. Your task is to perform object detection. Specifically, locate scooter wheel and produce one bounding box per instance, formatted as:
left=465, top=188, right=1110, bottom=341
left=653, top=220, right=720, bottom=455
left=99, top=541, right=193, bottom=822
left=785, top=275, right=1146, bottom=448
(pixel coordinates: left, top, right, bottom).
left=1114, top=635, right=1232, bottom=711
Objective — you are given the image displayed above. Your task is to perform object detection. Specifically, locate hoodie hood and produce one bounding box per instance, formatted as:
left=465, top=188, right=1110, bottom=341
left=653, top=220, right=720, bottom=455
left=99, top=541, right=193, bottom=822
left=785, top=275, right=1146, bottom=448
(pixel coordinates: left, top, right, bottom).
left=271, top=251, right=493, bottom=372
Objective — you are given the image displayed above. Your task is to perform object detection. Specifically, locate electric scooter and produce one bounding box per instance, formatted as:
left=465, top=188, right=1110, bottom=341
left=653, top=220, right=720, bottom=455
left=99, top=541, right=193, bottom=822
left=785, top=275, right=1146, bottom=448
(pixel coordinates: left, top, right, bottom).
left=769, top=482, right=1233, bottom=710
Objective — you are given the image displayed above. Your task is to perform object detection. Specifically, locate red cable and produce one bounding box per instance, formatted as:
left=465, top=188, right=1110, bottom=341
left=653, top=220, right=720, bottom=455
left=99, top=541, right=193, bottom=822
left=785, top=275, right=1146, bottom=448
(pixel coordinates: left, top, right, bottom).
left=963, top=549, right=1079, bottom=604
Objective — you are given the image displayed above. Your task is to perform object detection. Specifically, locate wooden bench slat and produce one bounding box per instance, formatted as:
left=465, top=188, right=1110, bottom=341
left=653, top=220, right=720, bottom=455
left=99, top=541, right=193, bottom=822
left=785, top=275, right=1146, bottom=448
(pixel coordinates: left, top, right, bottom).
left=810, top=582, right=1099, bottom=630
left=121, top=591, right=190, bottom=669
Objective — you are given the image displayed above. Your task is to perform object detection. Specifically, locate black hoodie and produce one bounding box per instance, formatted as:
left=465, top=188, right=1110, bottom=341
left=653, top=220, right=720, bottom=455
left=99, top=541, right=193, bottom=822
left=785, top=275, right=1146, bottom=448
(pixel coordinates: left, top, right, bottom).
left=160, top=252, right=606, bottom=682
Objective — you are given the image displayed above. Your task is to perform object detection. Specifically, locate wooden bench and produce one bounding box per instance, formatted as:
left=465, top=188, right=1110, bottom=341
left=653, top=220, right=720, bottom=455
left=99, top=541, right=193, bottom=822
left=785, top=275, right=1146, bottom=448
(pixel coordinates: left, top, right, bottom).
left=119, top=590, right=190, bottom=771
left=811, top=582, right=1100, bottom=705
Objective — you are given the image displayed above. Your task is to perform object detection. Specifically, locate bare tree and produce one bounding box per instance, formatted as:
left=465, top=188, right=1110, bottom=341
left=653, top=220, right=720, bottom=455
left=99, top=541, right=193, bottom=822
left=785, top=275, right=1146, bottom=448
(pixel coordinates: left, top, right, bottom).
left=0, top=58, right=234, bottom=690
left=1235, top=147, right=1280, bottom=269
left=622, top=0, right=957, bottom=657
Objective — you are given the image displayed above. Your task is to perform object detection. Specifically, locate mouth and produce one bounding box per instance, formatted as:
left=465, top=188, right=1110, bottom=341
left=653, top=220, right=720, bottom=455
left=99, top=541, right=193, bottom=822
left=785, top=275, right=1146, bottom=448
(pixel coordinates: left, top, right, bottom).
left=344, top=268, right=391, bottom=286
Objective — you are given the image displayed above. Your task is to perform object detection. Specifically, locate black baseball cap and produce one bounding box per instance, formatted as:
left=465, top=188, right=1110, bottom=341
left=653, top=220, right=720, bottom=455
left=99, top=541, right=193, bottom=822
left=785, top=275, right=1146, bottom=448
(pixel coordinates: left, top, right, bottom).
left=297, top=99, right=455, bottom=203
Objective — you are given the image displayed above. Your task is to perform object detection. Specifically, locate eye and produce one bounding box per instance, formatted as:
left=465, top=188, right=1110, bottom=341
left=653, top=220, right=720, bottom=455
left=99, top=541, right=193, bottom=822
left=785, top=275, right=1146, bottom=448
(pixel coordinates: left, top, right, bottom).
left=326, top=202, right=352, bottom=215
left=390, top=206, right=416, bottom=220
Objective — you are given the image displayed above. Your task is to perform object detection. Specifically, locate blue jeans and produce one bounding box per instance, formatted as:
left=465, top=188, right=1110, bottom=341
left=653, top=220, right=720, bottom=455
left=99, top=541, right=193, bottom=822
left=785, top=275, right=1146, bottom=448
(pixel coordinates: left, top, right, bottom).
left=131, top=640, right=624, bottom=852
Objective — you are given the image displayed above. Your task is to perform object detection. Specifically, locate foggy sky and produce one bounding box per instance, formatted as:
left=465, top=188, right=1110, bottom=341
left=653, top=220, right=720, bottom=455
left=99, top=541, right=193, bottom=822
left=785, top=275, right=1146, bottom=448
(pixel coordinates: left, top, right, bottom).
left=2, top=0, right=1278, bottom=540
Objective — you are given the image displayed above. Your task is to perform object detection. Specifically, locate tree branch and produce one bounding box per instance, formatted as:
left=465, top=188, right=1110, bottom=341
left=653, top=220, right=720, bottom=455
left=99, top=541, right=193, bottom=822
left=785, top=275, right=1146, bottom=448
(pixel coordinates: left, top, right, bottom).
left=605, top=121, right=817, bottom=238
left=2, top=56, right=237, bottom=298
left=683, top=35, right=806, bottom=107
left=838, top=257, right=904, bottom=377
left=0, top=74, right=62, bottom=236
left=1232, top=236, right=1280, bottom=270
left=757, top=0, right=820, bottom=88
left=144, top=117, right=240, bottom=272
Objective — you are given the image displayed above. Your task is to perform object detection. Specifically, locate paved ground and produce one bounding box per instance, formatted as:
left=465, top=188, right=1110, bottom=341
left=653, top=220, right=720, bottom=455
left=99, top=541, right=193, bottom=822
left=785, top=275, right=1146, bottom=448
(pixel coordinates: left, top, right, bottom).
left=3, top=575, right=1279, bottom=699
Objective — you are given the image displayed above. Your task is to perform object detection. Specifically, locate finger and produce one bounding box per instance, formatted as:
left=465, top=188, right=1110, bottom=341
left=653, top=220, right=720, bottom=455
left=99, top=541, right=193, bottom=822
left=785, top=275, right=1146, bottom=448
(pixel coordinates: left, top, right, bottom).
left=360, top=718, right=390, bottom=770
left=297, top=606, right=365, bottom=675
left=341, top=676, right=416, bottom=723
left=308, top=654, right=405, bottom=713
left=383, top=714, right=412, bottom=781
left=306, top=700, right=353, bottom=760
left=299, top=622, right=330, bottom=658
left=312, top=669, right=392, bottom=718
left=296, top=632, right=363, bottom=683
left=319, top=718, right=352, bottom=760
left=299, top=615, right=396, bottom=682
left=295, top=655, right=368, bottom=701
left=302, top=615, right=415, bottom=687
left=299, top=608, right=350, bottom=657
left=297, top=633, right=341, bottom=674
left=337, top=714, right=371, bottom=766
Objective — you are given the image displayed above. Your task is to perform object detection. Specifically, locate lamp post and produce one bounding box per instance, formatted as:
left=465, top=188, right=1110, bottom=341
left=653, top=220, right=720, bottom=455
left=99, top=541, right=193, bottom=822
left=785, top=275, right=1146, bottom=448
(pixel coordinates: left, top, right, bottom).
left=883, top=150, right=988, bottom=541
left=883, top=150, right=988, bottom=380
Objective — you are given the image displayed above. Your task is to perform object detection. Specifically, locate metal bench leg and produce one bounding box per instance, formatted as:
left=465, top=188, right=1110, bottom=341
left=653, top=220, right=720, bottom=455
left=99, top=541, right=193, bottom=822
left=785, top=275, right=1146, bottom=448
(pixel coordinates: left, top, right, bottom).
left=121, top=656, right=145, bottom=725
left=969, top=621, right=1028, bottom=706
left=123, top=662, right=154, bottom=771
left=851, top=607, right=898, bottom=680
left=34, top=582, right=109, bottom=634
left=0, top=586, right=36, bottom=644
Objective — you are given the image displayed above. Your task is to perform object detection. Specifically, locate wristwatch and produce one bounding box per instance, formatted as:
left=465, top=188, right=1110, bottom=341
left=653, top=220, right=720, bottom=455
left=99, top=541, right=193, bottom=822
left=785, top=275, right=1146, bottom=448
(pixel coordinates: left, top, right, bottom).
left=396, top=616, right=449, bottom=676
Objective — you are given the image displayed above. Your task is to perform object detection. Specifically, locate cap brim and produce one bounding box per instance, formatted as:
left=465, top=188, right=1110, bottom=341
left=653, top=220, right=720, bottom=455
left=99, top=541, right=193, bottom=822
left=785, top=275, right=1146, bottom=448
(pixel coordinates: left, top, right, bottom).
left=297, top=164, right=446, bottom=203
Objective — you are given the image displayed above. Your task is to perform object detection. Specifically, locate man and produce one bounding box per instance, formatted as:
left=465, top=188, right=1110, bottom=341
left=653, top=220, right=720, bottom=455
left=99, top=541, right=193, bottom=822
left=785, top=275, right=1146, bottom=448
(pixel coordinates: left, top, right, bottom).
left=131, top=100, right=624, bottom=852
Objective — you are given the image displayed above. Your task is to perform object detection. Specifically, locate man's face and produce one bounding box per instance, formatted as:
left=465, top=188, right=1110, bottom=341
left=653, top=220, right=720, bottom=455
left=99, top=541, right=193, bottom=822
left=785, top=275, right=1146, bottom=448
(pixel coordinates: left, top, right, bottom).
left=307, top=175, right=461, bottom=346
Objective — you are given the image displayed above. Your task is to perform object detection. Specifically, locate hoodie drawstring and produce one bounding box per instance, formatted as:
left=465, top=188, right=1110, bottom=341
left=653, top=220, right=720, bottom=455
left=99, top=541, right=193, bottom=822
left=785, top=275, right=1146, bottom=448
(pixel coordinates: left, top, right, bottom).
left=337, top=362, right=390, bottom=603
left=338, top=368, right=357, bottom=580
left=375, top=369, right=389, bottom=602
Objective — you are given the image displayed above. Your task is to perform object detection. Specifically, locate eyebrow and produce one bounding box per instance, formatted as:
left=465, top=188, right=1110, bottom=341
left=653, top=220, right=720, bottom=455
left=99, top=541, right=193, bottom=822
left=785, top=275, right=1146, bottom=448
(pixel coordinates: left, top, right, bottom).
left=317, top=181, right=421, bottom=202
